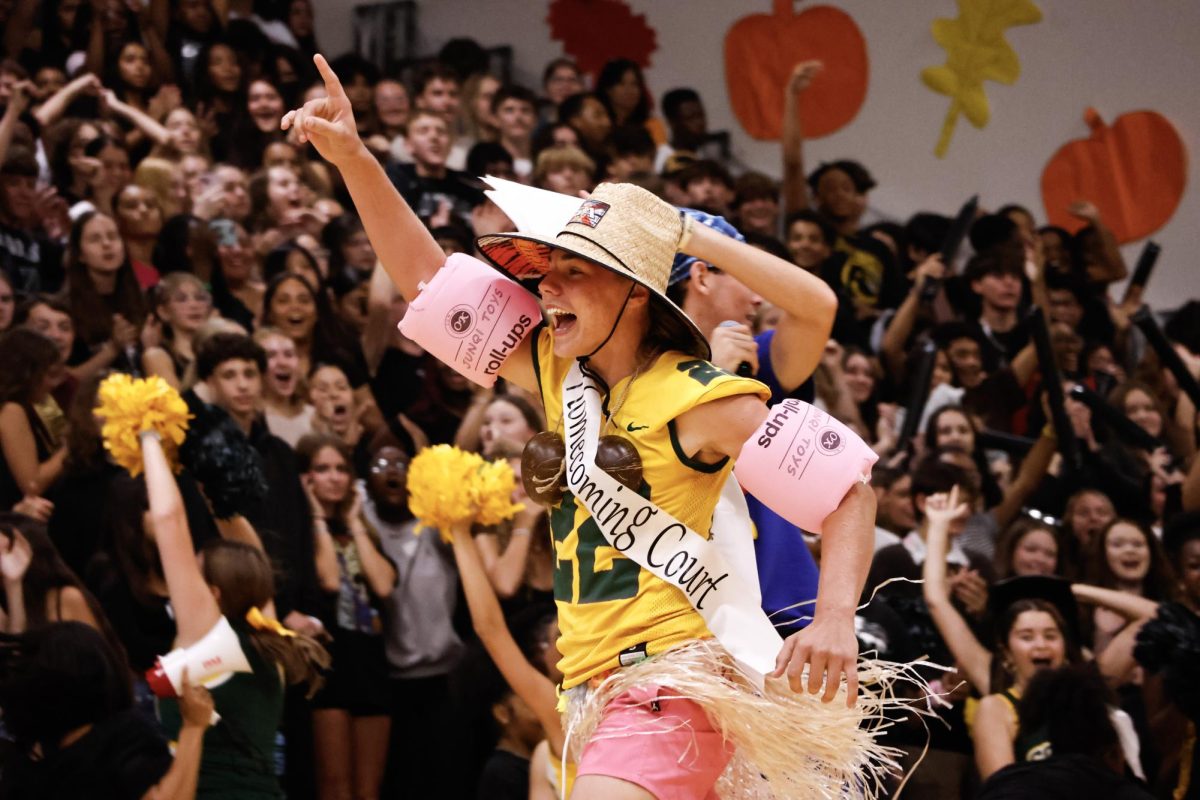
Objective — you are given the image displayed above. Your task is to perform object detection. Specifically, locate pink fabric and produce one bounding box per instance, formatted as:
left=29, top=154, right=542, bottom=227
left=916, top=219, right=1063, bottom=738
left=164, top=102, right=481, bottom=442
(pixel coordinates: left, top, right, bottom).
left=576, top=685, right=732, bottom=800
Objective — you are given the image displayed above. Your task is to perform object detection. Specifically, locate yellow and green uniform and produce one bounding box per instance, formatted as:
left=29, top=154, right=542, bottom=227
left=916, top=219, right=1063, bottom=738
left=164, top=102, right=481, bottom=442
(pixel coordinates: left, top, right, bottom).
left=533, top=326, right=769, bottom=689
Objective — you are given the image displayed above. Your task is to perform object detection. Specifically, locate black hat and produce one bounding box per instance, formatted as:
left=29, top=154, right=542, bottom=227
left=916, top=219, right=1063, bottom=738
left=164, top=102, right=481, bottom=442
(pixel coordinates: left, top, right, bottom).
left=988, top=575, right=1080, bottom=646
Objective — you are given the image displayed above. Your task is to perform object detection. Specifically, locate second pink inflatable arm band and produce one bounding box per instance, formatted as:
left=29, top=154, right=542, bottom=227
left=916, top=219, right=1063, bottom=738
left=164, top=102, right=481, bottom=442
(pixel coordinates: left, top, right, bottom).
left=398, top=253, right=543, bottom=388
left=735, top=398, right=878, bottom=534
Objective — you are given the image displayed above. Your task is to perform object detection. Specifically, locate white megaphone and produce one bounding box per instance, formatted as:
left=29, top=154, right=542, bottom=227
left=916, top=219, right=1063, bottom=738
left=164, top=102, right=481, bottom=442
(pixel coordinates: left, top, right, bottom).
left=145, top=615, right=252, bottom=698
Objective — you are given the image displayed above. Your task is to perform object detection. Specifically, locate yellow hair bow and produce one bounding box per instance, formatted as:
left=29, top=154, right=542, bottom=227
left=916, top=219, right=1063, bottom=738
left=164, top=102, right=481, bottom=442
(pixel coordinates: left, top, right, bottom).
left=246, top=607, right=296, bottom=638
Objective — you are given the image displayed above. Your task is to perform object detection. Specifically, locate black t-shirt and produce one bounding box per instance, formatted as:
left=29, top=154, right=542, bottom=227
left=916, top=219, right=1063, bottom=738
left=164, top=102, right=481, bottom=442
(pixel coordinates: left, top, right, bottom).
left=0, top=221, right=64, bottom=294
left=821, top=233, right=906, bottom=314
left=475, top=749, right=529, bottom=800
left=977, top=754, right=1154, bottom=800
left=385, top=163, right=484, bottom=223
left=0, top=710, right=172, bottom=800
left=971, top=317, right=1031, bottom=374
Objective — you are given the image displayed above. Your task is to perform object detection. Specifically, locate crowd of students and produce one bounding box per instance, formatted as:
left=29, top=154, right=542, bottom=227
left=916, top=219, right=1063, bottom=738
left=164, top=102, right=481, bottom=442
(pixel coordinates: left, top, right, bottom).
left=0, top=1, right=1198, bottom=798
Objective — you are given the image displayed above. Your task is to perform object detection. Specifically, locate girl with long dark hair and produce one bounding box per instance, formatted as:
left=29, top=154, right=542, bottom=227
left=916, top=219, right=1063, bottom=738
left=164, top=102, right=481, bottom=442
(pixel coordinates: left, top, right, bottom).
left=0, top=330, right=66, bottom=509
left=59, top=211, right=148, bottom=373
left=297, top=433, right=395, bottom=800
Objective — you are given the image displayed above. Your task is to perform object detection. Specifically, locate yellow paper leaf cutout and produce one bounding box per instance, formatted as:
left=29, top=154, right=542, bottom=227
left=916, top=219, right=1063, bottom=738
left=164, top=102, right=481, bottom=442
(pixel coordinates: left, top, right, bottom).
left=921, top=0, right=1042, bottom=157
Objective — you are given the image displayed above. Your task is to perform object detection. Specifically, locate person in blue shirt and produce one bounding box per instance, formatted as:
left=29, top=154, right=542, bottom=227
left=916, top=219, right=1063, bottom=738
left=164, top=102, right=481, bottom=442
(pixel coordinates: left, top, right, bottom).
left=665, top=209, right=824, bottom=633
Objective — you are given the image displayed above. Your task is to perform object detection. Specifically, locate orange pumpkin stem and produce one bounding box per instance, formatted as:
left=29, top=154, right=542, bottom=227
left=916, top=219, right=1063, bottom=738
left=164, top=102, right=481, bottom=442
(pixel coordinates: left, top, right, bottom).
left=1083, top=107, right=1106, bottom=135
left=773, top=0, right=793, bottom=17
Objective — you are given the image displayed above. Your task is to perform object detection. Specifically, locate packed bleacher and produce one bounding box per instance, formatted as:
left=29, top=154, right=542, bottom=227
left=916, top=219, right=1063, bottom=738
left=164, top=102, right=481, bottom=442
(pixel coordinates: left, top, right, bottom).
left=0, top=1, right=1198, bottom=798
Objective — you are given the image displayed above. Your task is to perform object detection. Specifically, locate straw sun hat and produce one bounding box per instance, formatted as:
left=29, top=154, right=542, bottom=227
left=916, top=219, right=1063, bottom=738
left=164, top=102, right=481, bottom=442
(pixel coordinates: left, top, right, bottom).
left=476, top=182, right=711, bottom=360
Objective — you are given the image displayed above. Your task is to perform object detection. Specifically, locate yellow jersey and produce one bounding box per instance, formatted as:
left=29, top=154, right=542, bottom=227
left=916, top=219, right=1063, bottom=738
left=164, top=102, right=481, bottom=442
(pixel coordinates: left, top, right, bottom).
left=534, top=326, right=769, bottom=688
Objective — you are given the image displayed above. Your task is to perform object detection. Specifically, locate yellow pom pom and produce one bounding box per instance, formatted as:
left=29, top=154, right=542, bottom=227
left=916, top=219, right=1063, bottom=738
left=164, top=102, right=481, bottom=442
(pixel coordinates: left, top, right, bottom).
left=96, top=374, right=192, bottom=476
left=473, top=458, right=524, bottom=527
left=406, top=445, right=486, bottom=542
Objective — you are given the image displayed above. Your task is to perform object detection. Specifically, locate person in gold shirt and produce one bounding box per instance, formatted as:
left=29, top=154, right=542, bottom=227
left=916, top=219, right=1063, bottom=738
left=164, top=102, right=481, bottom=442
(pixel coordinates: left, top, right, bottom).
left=285, top=54, right=888, bottom=800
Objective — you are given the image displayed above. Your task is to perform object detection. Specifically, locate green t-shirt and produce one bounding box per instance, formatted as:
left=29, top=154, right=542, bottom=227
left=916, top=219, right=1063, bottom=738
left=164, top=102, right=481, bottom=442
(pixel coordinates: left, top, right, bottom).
left=160, top=626, right=284, bottom=798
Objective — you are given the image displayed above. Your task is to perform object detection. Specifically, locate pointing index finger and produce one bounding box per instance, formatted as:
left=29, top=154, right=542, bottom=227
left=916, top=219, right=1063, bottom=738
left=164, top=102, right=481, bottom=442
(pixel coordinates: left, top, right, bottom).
left=313, top=54, right=348, bottom=101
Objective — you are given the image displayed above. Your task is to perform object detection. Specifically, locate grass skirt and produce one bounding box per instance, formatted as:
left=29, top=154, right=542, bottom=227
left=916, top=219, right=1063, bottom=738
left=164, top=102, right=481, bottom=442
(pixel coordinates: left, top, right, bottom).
left=563, top=639, right=933, bottom=799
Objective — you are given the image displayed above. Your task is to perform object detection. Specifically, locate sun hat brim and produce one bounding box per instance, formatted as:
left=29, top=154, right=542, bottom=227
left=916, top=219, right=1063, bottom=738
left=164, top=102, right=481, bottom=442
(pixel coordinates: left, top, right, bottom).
left=477, top=231, right=712, bottom=360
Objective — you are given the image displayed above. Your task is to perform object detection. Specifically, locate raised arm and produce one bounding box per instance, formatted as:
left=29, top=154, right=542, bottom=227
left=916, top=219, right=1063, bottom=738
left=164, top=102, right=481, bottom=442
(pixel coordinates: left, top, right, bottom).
left=347, top=494, right=397, bottom=599
left=33, top=73, right=102, bottom=128
left=448, top=522, right=564, bottom=757
left=474, top=503, right=543, bottom=599
left=686, top=213, right=836, bottom=390
left=781, top=61, right=820, bottom=217
left=0, top=82, right=35, bottom=164
left=282, top=55, right=539, bottom=394
left=141, top=432, right=221, bottom=647
left=1070, top=202, right=1127, bottom=285
left=881, top=256, right=946, bottom=383
left=921, top=487, right=994, bottom=693
left=989, top=427, right=1055, bottom=531
left=103, top=88, right=171, bottom=147
left=281, top=55, right=444, bottom=302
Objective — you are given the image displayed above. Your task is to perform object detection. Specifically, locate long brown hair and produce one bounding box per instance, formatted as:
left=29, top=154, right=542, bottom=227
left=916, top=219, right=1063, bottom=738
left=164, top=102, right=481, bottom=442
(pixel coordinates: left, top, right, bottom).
left=990, top=598, right=1083, bottom=693
left=1084, top=518, right=1174, bottom=601
left=61, top=211, right=148, bottom=347
left=200, top=540, right=329, bottom=695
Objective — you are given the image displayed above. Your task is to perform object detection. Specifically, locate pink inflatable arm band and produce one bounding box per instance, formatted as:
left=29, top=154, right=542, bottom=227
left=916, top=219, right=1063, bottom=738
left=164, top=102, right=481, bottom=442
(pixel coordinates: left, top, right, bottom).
left=398, top=253, right=542, bottom=388
left=734, top=398, right=879, bottom=534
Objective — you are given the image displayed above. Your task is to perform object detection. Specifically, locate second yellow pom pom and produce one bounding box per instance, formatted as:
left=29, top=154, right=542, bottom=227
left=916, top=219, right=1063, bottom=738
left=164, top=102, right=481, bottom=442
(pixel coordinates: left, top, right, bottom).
left=406, top=445, right=525, bottom=542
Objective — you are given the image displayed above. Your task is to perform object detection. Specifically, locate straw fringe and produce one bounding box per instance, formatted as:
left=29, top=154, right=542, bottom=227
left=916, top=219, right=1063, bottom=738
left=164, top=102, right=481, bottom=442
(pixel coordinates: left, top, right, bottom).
left=564, top=640, right=938, bottom=799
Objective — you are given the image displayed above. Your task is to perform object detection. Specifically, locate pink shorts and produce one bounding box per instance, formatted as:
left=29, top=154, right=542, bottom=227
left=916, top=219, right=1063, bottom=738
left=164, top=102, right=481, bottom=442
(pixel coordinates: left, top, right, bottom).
left=575, top=684, right=733, bottom=800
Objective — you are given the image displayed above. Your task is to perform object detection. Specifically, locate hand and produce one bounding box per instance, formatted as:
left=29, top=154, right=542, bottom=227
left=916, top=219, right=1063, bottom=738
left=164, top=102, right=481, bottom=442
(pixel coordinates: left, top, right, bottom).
left=428, top=198, right=453, bottom=229
left=194, top=102, right=219, bottom=141
left=110, top=314, right=138, bottom=348
left=140, top=315, right=163, bottom=350
left=147, top=84, right=182, bottom=121
left=64, top=72, right=102, bottom=100
left=708, top=322, right=758, bottom=376
left=788, top=60, right=823, bottom=94
left=874, top=403, right=899, bottom=448
left=771, top=615, right=859, bottom=707
left=283, top=610, right=329, bottom=640
left=0, top=531, right=33, bottom=584
left=820, top=339, right=844, bottom=373
left=13, top=496, right=54, bottom=521
left=177, top=667, right=217, bottom=729
left=345, top=491, right=363, bottom=526
left=470, top=199, right=514, bottom=239
left=5, top=80, right=38, bottom=116
left=923, top=485, right=969, bottom=528
left=1064, top=395, right=1094, bottom=442
left=99, top=87, right=123, bottom=112
left=912, top=253, right=945, bottom=285
left=1145, top=447, right=1183, bottom=486
left=1068, top=201, right=1101, bottom=224
left=280, top=54, right=365, bottom=167
left=948, top=569, right=988, bottom=617
left=33, top=187, right=70, bottom=239
left=300, top=475, right=324, bottom=518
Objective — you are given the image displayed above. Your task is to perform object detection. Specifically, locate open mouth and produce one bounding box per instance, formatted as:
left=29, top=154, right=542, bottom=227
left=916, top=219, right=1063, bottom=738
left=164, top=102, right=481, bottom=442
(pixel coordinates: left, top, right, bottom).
left=547, top=306, right=577, bottom=335
left=1030, top=657, right=1053, bottom=669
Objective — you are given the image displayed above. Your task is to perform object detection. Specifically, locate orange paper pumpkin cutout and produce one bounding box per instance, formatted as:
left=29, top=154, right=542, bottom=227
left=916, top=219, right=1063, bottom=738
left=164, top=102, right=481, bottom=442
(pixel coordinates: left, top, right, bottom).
left=1041, top=108, right=1188, bottom=243
left=724, top=0, right=868, bottom=141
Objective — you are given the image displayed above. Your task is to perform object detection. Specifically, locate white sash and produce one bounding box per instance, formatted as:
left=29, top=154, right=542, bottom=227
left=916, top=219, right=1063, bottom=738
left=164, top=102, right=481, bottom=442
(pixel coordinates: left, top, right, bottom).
left=560, top=362, right=783, bottom=679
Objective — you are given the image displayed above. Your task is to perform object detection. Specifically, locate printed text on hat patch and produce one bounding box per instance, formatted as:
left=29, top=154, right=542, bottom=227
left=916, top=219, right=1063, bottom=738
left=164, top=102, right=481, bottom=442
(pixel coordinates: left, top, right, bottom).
left=569, top=199, right=611, bottom=228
